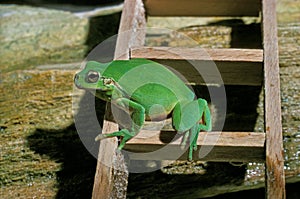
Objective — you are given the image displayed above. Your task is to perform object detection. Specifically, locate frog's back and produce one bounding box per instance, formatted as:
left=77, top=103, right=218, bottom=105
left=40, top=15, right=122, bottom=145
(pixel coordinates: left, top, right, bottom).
left=103, top=58, right=195, bottom=102
left=102, top=59, right=150, bottom=81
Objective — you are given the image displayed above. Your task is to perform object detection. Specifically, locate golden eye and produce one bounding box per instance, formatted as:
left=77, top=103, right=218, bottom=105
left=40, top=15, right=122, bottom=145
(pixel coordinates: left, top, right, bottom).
left=86, top=71, right=99, bottom=83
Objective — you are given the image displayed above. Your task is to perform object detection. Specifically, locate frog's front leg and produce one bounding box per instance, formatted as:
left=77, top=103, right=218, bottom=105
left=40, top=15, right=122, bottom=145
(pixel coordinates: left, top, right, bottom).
left=95, top=98, right=145, bottom=150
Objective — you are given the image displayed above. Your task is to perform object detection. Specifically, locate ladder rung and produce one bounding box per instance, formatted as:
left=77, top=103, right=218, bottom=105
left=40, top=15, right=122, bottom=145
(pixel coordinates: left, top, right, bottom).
left=130, top=47, right=263, bottom=86
left=131, top=47, right=263, bottom=62
left=144, top=0, right=261, bottom=17
left=124, top=131, right=265, bottom=162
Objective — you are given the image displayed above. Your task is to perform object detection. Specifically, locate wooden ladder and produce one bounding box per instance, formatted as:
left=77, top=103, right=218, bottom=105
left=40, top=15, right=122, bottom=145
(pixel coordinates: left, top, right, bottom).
left=92, top=0, right=285, bottom=198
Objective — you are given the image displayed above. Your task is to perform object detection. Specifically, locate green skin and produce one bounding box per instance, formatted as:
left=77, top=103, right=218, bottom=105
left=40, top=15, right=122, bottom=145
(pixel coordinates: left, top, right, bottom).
left=74, top=58, right=211, bottom=160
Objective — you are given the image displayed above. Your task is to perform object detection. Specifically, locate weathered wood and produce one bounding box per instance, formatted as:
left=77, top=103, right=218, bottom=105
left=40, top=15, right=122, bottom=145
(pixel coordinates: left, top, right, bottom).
left=93, top=0, right=147, bottom=198
left=131, top=47, right=263, bottom=85
left=262, top=0, right=286, bottom=198
left=114, top=0, right=147, bottom=60
left=124, top=131, right=265, bottom=162
left=92, top=104, right=129, bottom=199
left=144, top=0, right=261, bottom=17
left=131, top=47, right=263, bottom=62
left=94, top=0, right=286, bottom=198
left=92, top=114, right=120, bottom=199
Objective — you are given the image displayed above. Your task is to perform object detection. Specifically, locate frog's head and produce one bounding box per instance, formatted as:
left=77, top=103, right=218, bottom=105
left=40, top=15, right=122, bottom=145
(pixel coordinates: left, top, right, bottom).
left=74, top=61, right=114, bottom=91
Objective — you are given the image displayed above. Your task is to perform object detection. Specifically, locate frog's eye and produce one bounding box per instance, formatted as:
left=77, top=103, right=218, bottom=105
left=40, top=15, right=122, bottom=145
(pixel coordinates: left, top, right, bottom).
left=86, top=70, right=99, bottom=83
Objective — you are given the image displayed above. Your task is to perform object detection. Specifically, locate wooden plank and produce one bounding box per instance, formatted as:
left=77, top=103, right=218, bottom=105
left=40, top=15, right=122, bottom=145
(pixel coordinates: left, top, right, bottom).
left=262, top=0, right=286, bottom=198
left=93, top=1, right=147, bottom=199
left=144, top=0, right=261, bottom=17
left=114, top=0, right=147, bottom=60
left=92, top=114, right=121, bottom=199
left=131, top=47, right=264, bottom=62
left=123, top=131, right=265, bottom=162
left=131, top=47, right=263, bottom=85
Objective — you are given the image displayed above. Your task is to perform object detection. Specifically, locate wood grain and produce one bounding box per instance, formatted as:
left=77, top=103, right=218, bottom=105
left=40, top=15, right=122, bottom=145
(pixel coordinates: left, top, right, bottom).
left=114, top=0, right=146, bottom=60
left=94, top=0, right=286, bottom=198
left=93, top=0, right=147, bottom=198
left=131, top=47, right=263, bottom=62
left=144, top=0, right=261, bottom=17
left=262, top=0, right=286, bottom=198
left=92, top=115, right=120, bottom=199
left=124, top=131, right=265, bottom=162
left=131, top=47, right=263, bottom=85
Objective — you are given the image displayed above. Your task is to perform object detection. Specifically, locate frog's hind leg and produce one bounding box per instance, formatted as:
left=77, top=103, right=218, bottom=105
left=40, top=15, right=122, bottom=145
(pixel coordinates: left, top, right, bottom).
left=197, top=99, right=212, bottom=132
left=172, top=98, right=211, bottom=160
left=188, top=124, right=199, bottom=160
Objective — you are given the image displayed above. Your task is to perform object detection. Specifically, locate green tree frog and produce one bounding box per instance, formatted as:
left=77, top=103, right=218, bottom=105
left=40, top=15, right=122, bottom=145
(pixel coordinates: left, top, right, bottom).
left=74, top=58, right=211, bottom=160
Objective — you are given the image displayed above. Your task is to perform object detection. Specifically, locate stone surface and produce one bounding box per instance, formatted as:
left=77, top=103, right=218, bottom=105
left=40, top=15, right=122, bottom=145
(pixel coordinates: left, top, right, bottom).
left=0, top=5, right=89, bottom=72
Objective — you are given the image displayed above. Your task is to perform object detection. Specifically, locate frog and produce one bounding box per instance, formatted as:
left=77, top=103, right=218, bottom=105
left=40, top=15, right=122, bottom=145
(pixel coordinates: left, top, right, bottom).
left=74, top=58, right=211, bottom=160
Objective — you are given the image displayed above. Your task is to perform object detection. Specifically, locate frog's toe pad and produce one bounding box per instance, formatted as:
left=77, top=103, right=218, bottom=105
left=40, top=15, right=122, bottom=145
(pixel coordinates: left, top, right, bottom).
left=95, top=134, right=106, bottom=141
left=193, top=145, right=198, bottom=151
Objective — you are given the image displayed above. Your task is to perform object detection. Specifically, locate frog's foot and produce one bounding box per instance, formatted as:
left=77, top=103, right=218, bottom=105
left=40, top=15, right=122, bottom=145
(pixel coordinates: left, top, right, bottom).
left=192, top=133, right=199, bottom=151
left=94, top=129, right=132, bottom=145
left=188, top=141, right=198, bottom=161
left=188, top=130, right=199, bottom=161
left=188, top=146, right=193, bottom=161
left=192, top=141, right=198, bottom=151
left=117, top=129, right=135, bottom=150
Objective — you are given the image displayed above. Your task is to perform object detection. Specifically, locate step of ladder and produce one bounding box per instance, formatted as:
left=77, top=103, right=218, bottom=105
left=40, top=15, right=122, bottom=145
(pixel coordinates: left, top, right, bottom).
left=143, top=0, right=261, bottom=17
left=92, top=0, right=285, bottom=198
left=124, top=130, right=265, bottom=162
left=130, top=47, right=263, bottom=85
